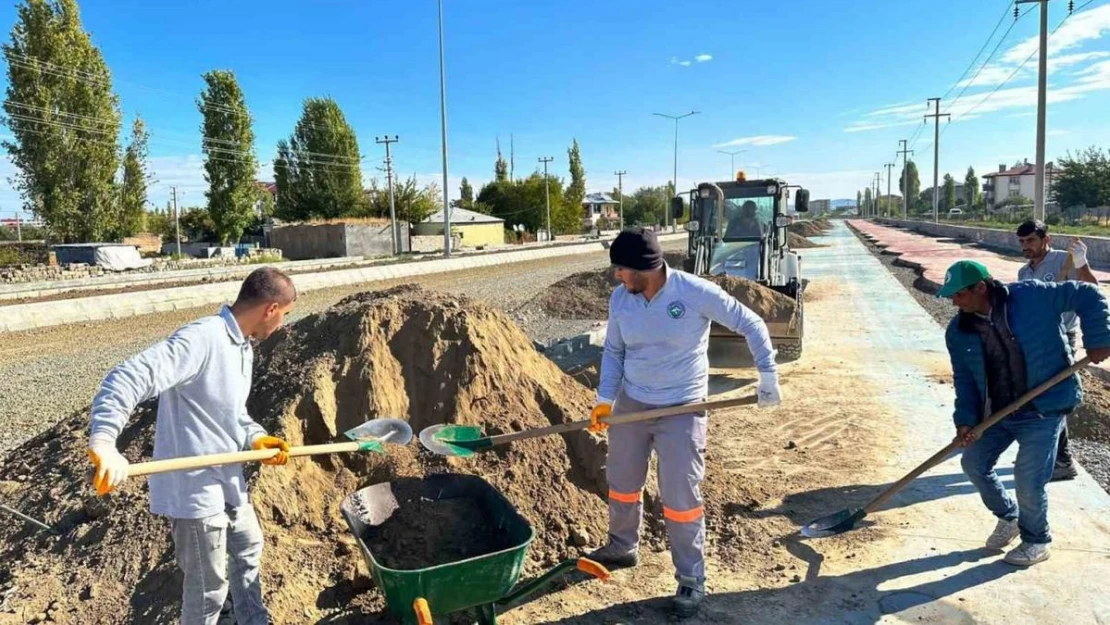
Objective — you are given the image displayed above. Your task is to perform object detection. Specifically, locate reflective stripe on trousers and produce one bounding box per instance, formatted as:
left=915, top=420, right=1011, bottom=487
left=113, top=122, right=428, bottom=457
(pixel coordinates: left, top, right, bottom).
left=606, top=389, right=708, bottom=582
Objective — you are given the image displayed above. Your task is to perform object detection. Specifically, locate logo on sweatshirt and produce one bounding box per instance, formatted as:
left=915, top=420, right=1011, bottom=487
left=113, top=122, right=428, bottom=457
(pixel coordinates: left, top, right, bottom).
left=667, top=301, right=686, bottom=319
left=1044, top=272, right=1056, bottom=281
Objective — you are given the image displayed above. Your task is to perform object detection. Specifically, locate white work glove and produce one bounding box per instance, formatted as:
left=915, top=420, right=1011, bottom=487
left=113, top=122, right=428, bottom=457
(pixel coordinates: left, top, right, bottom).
left=88, top=435, right=129, bottom=496
left=1069, top=239, right=1088, bottom=269
left=757, top=371, right=782, bottom=408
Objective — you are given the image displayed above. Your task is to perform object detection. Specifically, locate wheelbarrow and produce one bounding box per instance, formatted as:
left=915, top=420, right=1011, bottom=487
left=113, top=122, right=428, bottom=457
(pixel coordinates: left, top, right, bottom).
left=340, top=473, right=610, bottom=624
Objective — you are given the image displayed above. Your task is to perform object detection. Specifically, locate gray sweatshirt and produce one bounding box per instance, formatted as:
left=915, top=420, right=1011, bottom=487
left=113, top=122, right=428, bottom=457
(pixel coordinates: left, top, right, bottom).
left=598, top=266, right=777, bottom=406
left=89, top=306, right=266, bottom=519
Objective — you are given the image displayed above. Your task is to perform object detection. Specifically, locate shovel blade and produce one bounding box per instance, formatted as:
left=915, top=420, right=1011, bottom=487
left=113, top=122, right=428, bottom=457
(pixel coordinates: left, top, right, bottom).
left=343, top=418, right=413, bottom=447
left=800, top=508, right=866, bottom=539
left=418, top=424, right=486, bottom=458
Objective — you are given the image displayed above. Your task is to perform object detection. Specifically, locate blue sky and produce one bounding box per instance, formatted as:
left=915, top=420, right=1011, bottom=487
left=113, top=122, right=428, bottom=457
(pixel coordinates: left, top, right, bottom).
left=2, top=0, right=1110, bottom=218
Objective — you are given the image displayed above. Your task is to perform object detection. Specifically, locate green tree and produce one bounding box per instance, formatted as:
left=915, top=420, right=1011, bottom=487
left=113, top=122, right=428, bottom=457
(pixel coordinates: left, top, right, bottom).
left=256, top=186, right=275, bottom=219
left=1053, top=147, right=1110, bottom=209
left=198, top=70, right=258, bottom=244
left=625, top=186, right=669, bottom=226
left=495, top=152, right=509, bottom=182
left=942, top=173, right=956, bottom=211
left=964, top=166, right=979, bottom=210
left=364, top=176, right=439, bottom=225
left=477, top=174, right=568, bottom=233
left=856, top=190, right=862, bottom=214
left=118, top=117, right=151, bottom=236
left=863, top=187, right=872, bottom=214
left=899, top=160, right=921, bottom=203
left=2, top=0, right=122, bottom=242
left=272, top=97, right=363, bottom=221
left=459, top=177, right=475, bottom=210
left=564, top=138, right=586, bottom=211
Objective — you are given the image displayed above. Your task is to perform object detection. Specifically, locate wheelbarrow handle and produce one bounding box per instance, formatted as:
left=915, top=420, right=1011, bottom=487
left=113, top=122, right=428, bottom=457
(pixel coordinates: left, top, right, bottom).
left=413, top=598, right=433, bottom=625
left=863, top=357, right=1090, bottom=515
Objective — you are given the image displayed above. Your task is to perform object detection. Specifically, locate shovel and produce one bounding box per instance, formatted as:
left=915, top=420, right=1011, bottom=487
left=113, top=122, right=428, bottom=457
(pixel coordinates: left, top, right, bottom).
left=419, top=394, right=759, bottom=458
left=125, top=418, right=413, bottom=479
left=801, top=357, right=1090, bottom=538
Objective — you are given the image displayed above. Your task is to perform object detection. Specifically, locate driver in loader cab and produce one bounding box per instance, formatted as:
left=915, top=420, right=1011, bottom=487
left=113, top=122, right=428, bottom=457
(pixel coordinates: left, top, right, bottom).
left=584, top=227, right=782, bottom=617
left=725, top=200, right=762, bottom=238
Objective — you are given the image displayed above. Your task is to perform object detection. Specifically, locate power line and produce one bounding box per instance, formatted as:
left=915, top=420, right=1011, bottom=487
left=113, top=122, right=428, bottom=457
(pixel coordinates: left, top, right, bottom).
left=942, top=0, right=1018, bottom=101
left=946, top=5, right=1037, bottom=112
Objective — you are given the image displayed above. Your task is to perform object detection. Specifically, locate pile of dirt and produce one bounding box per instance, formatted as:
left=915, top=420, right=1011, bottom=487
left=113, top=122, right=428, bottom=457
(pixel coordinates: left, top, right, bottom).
left=541, top=268, right=797, bottom=327
left=788, top=220, right=832, bottom=238
left=0, top=284, right=612, bottom=624
left=362, top=479, right=516, bottom=570
left=787, top=232, right=823, bottom=249
left=1073, top=370, right=1110, bottom=444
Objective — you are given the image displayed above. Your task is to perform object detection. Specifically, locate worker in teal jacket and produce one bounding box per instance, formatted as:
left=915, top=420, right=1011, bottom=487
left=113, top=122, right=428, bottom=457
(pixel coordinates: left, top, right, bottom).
left=939, top=260, right=1110, bottom=567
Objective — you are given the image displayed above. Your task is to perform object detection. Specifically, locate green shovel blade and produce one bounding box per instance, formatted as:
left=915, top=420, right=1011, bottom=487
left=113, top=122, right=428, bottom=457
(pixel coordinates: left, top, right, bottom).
left=420, top=424, right=494, bottom=457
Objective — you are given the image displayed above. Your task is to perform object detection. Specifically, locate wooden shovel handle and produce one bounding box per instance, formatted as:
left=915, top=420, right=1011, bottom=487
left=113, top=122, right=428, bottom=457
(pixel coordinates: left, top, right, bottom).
left=484, top=394, right=759, bottom=447
left=127, top=441, right=364, bottom=478
left=863, top=357, right=1090, bottom=514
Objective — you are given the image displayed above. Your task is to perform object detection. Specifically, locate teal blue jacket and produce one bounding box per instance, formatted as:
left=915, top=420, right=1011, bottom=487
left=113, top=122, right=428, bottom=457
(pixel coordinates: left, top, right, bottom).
left=945, top=280, right=1110, bottom=427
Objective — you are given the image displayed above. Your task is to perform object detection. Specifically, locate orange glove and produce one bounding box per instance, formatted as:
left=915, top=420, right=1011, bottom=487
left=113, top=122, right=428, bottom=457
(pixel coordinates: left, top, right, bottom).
left=252, top=435, right=290, bottom=465
left=589, top=402, right=613, bottom=433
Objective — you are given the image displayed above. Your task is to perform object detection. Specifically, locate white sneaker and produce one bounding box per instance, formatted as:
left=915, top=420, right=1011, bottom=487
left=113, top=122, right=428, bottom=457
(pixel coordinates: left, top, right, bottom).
left=985, top=518, right=1020, bottom=550
left=1004, top=541, right=1050, bottom=566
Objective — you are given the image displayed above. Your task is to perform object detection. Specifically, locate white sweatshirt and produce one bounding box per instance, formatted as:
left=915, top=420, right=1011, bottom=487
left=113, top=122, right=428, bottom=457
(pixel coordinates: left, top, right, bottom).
left=89, top=305, right=266, bottom=519
left=598, top=266, right=777, bottom=406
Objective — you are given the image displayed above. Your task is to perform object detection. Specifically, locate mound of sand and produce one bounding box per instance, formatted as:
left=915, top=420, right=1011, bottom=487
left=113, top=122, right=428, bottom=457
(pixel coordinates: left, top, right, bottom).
left=542, top=268, right=797, bottom=327
left=787, top=232, right=823, bottom=249
left=788, top=220, right=832, bottom=238
left=0, top=285, right=612, bottom=624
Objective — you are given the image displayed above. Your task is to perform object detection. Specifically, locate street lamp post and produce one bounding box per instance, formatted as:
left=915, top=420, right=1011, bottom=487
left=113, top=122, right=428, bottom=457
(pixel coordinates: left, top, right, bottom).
left=437, top=0, right=451, bottom=256
left=718, top=149, right=746, bottom=179
left=653, top=111, right=699, bottom=231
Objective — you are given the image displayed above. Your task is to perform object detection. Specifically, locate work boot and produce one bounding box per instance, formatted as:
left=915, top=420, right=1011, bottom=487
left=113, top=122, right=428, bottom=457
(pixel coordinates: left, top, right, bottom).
left=985, top=518, right=1020, bottom=550
left=1004, top=541, right=1050, bottom=566
left=672, top=576, right=705, bottom=618
left=586, top=541, right=639, bottom=569
left=1050, top=461, right=1078, bottom=482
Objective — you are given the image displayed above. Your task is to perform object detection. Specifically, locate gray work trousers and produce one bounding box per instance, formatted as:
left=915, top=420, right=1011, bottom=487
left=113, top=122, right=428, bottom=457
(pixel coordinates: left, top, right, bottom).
left=606, top=389, right=708, bottom=582
left=171, top=503, right=270, bottom=625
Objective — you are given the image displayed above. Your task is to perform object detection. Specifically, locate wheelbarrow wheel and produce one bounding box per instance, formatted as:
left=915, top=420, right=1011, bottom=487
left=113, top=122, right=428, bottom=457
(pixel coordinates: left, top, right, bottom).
left=414, top=598, right=433, bottom=625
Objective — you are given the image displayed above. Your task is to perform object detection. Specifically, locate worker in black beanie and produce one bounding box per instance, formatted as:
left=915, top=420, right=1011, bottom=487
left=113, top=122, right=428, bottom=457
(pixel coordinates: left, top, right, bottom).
left=586, top=226, right=781, bottom=616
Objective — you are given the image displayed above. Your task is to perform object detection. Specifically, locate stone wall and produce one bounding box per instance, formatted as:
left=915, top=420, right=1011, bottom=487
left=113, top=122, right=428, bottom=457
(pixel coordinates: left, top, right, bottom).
left=410, top=234, right=462, bottom=254
left=877, top=219, right=1110, bottom=266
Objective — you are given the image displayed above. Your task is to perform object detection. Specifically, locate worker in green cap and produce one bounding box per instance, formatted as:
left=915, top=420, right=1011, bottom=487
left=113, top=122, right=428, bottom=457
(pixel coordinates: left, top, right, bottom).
left=938, top=259, right=1110, bottom=566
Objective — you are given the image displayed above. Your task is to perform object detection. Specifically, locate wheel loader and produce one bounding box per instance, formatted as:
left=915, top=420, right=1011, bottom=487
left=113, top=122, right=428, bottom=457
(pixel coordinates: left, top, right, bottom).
left=672, top=172, right=810, bottom=365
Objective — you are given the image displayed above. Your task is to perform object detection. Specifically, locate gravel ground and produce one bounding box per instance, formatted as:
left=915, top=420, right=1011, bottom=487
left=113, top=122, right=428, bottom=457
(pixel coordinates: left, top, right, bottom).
left=0, top=243, right=682, bottom=453
left=849, top=224, right=1110, bottom=495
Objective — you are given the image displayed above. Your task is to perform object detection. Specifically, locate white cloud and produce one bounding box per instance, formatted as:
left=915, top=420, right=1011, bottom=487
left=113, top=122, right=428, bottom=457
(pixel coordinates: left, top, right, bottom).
left=846, top=4, right=1110, bottom=133
left=712, top=135, right=797, bottom=147
left=694, top=53, right=713, bottom=63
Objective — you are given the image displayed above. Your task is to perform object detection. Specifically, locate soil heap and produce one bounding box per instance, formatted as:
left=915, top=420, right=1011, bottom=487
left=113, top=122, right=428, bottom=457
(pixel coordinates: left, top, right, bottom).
left=788, top=232, right=823, bottom=249
left=788, top=220, right=832, bottom=238
left=541, top=267, right=797, bottom=327
left=0, top=285, right=611, bottom=624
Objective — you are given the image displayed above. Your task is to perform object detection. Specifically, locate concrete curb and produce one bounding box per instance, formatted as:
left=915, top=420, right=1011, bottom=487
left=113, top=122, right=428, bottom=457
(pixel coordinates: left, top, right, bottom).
left=1, top=235, right=686, bottom=334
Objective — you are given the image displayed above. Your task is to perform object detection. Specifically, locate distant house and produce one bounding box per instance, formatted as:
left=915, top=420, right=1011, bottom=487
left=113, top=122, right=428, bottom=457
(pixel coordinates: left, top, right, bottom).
left=414, top=207, right=505, bottom=248
left=255, top=181, right=278, bottom=217
left=583, top=192, right=620, bottom=227
left=982, top=161, right=1058, bottom=209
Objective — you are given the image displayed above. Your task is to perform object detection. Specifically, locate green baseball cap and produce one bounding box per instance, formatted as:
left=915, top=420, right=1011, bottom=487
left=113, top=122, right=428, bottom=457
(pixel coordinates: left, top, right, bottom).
left=937, top=260, right=991, bottom=298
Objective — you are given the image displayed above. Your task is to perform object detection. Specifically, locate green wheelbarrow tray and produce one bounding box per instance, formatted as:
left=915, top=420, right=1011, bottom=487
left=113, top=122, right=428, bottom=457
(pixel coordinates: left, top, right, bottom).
left=340, top=473, right=610, bottom=624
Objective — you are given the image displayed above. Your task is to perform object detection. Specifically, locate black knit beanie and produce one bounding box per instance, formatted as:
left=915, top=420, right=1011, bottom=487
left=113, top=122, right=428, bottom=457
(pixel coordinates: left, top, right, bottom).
left=610, top=227, right=664, bottom=271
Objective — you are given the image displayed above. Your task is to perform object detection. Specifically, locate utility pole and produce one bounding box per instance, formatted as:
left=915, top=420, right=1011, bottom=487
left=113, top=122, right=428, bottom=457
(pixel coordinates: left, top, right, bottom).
left=717, top=149, right=746, bottom=179
left=436, top=0, right=451, bottom=257
left=1016, top=0, right=1063, bottom=221
left=874, top=173, right=882, bottom=219
left=925, top=97, right=951, bottom=223
left=614, top=170, right=626, bottom=230
left=376, top=135, right=400, bottom=255
left=653, top=110, right=700, bottom=231
left=884, top=162, right=896, bottom=218
left=897, top=140, right=915, bottom=219
left=510, top=133, right=515, bottom=181
left=539, top=157, right=554, bottom=242
left=13, top=212, right=21, bottom=241
left=171, top=186, right=181, bottom=257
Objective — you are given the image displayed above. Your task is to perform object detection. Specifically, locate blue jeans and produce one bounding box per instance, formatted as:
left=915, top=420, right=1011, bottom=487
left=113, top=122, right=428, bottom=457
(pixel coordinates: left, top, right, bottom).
left=960, top=412, right=1065, bottom=544
left=171, top=503, right=269, bottom=625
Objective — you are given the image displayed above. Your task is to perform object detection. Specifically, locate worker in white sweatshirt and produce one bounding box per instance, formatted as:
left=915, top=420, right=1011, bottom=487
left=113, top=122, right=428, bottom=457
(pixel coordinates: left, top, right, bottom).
left=586, top=227, right=781, bottom=617
left=87, top=267, right=297, bottom=625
